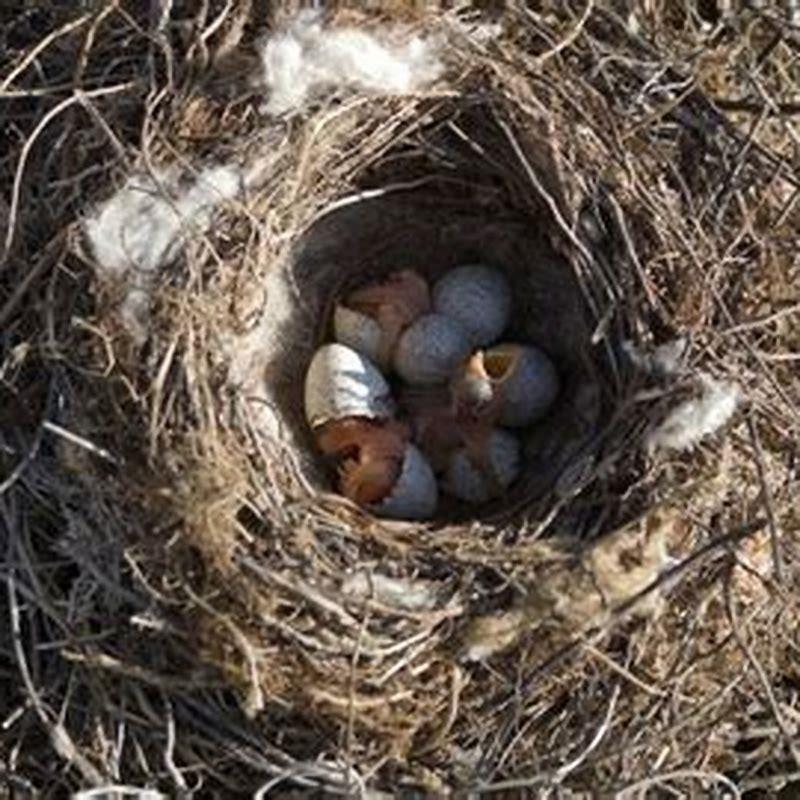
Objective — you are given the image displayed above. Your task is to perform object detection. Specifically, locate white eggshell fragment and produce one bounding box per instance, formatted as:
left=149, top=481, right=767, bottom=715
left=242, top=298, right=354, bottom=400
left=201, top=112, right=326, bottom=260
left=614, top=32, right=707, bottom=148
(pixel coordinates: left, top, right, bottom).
left=373, top=444, right=438, bottom=520
left=488, top=344, right=560, bottom=427
left=433, top=265, right=511, bottom=346
left=304, top=343, right=394, bottom=429
left=393, top=313, right=471, bottom=386
left=333, top=304, right=385, bottom=368
left=443, top=429, right=521, bottom=504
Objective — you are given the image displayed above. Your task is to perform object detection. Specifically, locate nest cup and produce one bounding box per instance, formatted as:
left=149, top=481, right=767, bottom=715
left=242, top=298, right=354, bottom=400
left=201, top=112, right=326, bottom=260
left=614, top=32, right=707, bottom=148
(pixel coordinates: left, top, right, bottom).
left=258, top=103, right=603, bottom=521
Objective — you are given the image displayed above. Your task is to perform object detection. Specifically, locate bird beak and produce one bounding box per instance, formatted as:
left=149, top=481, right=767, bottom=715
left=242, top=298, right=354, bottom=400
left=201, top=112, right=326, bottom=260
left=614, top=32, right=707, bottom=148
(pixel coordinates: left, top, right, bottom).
left=482, top=346, right=519, bottom=383
left=451, top=351, right=495, bottom=417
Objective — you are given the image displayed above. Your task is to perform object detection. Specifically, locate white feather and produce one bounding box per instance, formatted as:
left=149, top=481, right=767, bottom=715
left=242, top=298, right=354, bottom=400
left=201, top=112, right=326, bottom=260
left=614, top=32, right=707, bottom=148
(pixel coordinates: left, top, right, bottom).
left=261, top=11, right=442, bottom=115
left=647, top=376, right=739, bottom=453
left=624, top=337, right=688, bottom=377
left=84, top=165, right=242, bottom=342
left=341, top=572, right=441, bottom=611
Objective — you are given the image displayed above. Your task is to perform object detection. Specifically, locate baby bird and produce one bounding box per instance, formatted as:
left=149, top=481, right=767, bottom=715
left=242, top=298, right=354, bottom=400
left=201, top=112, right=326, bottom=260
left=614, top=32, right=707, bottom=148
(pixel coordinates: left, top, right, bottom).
left=334, top=270, right=430, bottom=369
left=403, top=388, right=463, bottom=472
left=444, top=429, right=521, bottom=504
left=403, top=379, right=505, bottom=498
left=450, top=344, right=559, bottom=429
left=316, top=417, right=409, bottom=505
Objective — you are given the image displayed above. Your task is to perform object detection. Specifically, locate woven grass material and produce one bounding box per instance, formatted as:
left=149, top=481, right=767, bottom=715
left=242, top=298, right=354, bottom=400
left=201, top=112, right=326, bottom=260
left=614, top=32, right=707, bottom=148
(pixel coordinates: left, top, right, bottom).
left=2, top=4, right=799, bottom=796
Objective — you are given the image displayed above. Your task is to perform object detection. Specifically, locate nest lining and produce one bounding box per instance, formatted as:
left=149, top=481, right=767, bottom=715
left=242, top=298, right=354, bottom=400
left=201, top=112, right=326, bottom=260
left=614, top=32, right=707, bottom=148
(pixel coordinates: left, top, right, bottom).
left=265, top=180, right=602, bottom=520
left=245, top=104, right=601, bottom=523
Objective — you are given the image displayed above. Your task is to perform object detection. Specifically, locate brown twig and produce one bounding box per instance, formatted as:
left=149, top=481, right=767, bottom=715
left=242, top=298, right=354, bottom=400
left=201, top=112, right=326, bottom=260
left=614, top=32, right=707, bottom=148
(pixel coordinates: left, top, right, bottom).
left=746, top=412, right=785, bottom=583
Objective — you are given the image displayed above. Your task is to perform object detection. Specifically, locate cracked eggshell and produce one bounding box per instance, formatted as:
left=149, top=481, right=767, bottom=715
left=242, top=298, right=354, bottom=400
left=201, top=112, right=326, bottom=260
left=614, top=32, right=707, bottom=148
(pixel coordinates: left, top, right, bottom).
left=443, top=429, right=521, bottom=504
left=304, top=343, right=394, bottom=429
left=393, top=313, right=471, bottom=386
left=333, top=304, right=385, bottom=368
left=373, top=444, right=438, bottom=520
left=489, top=344, right=560, bottom=427
left=433, top=264, right=511, bottom=346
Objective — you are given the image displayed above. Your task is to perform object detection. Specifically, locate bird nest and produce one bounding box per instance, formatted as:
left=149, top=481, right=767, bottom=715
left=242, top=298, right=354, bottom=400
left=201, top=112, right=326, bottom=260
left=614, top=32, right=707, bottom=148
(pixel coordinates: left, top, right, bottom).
left=3, top=4, right=800, bottom=797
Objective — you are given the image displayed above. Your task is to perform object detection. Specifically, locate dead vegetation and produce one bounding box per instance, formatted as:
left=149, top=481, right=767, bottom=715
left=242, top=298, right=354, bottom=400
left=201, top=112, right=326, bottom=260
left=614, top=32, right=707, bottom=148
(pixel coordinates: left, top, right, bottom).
left=1, top=1, right=799, bottom=797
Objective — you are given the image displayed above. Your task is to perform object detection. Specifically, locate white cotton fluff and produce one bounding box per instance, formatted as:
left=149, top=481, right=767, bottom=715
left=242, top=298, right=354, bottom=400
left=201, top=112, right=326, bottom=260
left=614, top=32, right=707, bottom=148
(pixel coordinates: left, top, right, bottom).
left=86, top=165, right=242, bottom=277
left=647, top=376, right=740, bottom=453
left=341, top=572, right=440, bottom=612
left=84, top=164, right=242, bottom=342
left=623, top=337, right=688, bottom=377
left=261, top=10, right=442, bottom=115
